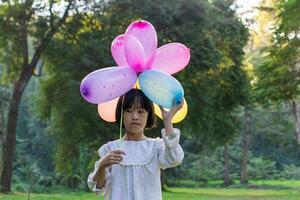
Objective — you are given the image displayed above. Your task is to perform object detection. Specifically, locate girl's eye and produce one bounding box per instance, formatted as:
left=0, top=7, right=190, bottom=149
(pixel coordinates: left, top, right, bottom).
left=125, top=109, right=132, bottom=113
left=138, top=109, right=147, bottom=114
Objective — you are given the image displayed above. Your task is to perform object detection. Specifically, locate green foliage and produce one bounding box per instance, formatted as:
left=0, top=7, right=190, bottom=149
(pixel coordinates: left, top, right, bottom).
left=179, top=151, right=223, bottom=182
left=254, top=0, right=300, bottom=103
left=169, top=0, right=249, bottom=149
left=247, top=156, right=277, bottom=179
left=13, top=161, right=41, bottom=192
left=248, top=103, right=300, bottom=167
left=0, top=2, right=25, bottom=82
left=279, top=164, right=300, bottom=179
left=0, top=0, right=69, bottom=83
left=173, top=104, right=300, bottom=183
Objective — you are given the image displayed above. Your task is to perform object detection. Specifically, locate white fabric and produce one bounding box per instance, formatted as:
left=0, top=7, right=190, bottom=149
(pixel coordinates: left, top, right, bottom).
left=87, top=128, right=184, bottom=200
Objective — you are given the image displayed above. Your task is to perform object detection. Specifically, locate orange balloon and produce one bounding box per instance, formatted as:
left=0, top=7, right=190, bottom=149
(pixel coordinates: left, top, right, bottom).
left=97, top=97, right=119, bottom=122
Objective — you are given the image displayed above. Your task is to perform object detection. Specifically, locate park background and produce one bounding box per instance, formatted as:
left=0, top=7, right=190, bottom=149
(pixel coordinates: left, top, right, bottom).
left=1, top=0, right=300, bottom=199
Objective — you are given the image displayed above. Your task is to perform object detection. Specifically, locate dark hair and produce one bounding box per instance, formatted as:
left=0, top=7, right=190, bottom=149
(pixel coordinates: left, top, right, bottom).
left=115, top=89, right=156, bottom=128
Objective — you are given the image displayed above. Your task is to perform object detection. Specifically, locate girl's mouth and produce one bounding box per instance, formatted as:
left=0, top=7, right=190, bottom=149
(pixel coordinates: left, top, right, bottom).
left=131, top=122, right=140, bottom=126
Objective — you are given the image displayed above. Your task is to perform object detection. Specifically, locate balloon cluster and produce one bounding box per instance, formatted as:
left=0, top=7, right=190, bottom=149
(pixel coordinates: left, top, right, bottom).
left=80, top=20, right=190, bottom=123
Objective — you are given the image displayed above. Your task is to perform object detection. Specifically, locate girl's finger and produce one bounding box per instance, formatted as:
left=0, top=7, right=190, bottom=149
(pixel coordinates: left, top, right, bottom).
left=112, top=150, right=126, bottom=155
left=175, top=101, right=184, bottom=111
left=159, top=105, right=165, bottom=113
left=110, top=157, right=122, bottom=163
left=172, top=98, right=184, bottom=110
left=111, top=154, right=123, bottom=159
left=109, top=160, right=121, bottom=165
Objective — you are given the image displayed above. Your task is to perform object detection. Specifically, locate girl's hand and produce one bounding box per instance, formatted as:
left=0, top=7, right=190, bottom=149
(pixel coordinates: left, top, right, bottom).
left=159, top=98, right=184, bottom=122
left=99, top=150, right=125, bottom=168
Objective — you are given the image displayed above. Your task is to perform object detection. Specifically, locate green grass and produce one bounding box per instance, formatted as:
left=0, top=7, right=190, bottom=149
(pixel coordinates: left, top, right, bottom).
left=171, top=179, right=300, bottom=189
left=1, top=188, right=300, bottom=200
left=1, top=180, right=300, bottom=200
left=164, top=188, right=300, bottom=200
left=248, top=180, right=300, bottom=189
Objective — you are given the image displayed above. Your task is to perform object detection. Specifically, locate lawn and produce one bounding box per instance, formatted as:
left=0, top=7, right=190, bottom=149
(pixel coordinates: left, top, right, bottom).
left=1, top=180, right=300, bottom=200
left=1, top=187, right=300, bottom=200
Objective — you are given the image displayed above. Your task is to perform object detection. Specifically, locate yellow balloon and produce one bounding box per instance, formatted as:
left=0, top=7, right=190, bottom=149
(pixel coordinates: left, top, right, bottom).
left=154, top=99, right=188, bottom=123
left=133, top=80, right=141, bottom=89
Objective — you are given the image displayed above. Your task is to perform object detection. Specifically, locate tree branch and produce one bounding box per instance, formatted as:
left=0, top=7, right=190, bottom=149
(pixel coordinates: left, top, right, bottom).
left=19, top=0, right=34, bottom=67
left=49, top=0, right=54, bottom=29
left=15, top=0, right=74, bottom=94
left=29, top=0, right=73, bottom=69
left=20, top=15, right=28, bottom=67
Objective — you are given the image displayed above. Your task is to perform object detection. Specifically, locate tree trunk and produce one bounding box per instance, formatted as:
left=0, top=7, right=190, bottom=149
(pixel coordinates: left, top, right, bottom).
left=223, top=144, right=233, bottom=186
left=0, top=87, right=10, bottom=179
left=240, top=106, right=250, bottom=184
left=0, top=108, right=4, bottom=178
left=0, top=2, right=72, bottom=192
left=1, top=71, right=32, bottom=192
left=240, top=134, right=249, bottom=184
left=289, top=99, right=300, bottom=144
left=0, top=131, right=3, bottom=179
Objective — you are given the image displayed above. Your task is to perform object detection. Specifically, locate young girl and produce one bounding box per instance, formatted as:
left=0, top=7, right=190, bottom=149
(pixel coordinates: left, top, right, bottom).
left=87, top=88, right=184, bottom=200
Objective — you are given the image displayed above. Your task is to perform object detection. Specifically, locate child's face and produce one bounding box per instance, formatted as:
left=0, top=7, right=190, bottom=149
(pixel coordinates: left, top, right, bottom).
left=123, top=104, right=148, bottom=134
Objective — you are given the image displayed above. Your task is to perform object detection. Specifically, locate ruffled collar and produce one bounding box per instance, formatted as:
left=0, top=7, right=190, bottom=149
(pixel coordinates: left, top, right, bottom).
left=106, top=138, right=158, bottom=166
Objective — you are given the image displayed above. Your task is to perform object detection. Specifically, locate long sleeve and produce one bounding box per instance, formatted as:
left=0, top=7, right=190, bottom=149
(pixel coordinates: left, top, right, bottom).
left=87, top=144, right=112, bottom=195
left=158, top=128, right=184, bottom=169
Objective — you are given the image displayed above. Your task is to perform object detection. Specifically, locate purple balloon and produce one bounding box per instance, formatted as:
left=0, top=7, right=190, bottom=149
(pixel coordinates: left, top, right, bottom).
left=80, top=66, right=137, bottom=104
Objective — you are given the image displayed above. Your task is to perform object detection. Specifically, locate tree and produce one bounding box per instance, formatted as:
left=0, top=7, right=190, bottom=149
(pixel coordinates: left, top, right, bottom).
left=235, top=0, right=279, bottom=184
left=0, top=0, right=75, bottom=192
left=0, top=85, right=11, bottom=178
left=240, top=106, right=252, bottom=184
left=223, top=143, right=233, bottom=186
left=254, top=0, right=300, bottom=144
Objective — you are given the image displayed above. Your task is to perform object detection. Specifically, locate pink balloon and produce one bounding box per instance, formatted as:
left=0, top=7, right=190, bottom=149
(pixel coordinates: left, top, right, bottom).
left=124, top=34, right=147, bottom=72
left=111, top=35, right=128, bottom=66
left=80, top=66, right=137, bottom=104
left=151, top=43, right=190, bottom=74
left=97, top=97, right=119, bottom=122
left=125, top=20, right=157, bottom=63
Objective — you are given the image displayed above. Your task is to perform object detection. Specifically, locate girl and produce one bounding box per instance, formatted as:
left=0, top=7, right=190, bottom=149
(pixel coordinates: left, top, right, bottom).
left=87, top=88, right=184, bottom=200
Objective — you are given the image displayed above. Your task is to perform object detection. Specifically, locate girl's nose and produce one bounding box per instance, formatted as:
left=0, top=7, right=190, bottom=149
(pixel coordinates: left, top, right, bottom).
left=132, top=111, right=139, bottom=119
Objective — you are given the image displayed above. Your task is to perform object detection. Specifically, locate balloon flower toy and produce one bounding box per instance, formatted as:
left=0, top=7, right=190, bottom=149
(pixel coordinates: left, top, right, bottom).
left=80, top=20, right=190, bottom=123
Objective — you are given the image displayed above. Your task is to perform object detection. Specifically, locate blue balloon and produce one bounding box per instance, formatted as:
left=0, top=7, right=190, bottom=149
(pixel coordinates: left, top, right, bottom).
left=139, top=70, right=184, bottom=109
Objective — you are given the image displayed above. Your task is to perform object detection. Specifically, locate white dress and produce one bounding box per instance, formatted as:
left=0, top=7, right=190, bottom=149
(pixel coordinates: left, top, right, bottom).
left=87, top=128, right=184, bottom=200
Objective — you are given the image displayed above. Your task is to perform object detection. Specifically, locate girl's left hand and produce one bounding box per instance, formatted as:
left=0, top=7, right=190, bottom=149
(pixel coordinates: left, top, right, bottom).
left=159, top=98, right=184, bottom=122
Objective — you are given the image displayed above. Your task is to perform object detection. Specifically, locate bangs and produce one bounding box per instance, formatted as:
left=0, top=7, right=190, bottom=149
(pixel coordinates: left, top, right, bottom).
left=123, top=93, right=150, bottom=111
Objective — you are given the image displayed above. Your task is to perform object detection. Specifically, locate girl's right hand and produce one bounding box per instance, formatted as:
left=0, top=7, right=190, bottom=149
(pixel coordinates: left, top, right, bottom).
left=99, top=150, right=126, bottom=168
